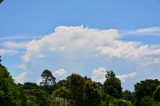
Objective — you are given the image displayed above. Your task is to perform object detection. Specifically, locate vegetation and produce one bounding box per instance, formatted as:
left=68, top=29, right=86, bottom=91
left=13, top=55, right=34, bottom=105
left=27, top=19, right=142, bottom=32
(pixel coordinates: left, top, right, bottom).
left=0, top=0, right=3, bottom=4
left=0, top=56, right=160, bottom=106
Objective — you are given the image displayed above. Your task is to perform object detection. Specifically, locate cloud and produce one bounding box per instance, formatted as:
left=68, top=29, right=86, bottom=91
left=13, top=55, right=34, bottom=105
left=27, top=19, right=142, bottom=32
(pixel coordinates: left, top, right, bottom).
left=91, top=67, right=137, bottom=83
left=21, top=26, right=160, bottom=67
left=116, top=72, right=137, bottom=83
left=0, top=35, right=41, bottom=41
left=0, top=49, right=17, bottom=56
left=22, top=26, right=119, bottom=62
left=14, top=72, right=28, bottom=83
left=1, top=41, right=28, bottom=49
left=125, top=27, right=160, bottom=36
left=10, top=26, right=159, bottom=88
left=91, top=67, right=106, bottom=83
left=52, top=68, right=67, bottom=80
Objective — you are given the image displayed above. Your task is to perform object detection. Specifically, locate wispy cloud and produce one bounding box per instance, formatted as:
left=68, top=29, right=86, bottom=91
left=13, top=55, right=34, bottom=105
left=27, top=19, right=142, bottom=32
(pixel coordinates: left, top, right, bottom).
left=0, top=35, right=41, bottom=41
left=124, top=27, right=160, bottom=36
left=0, top=49, right=17, bottom=56
left=1, top=41, right=28, bottom=49
left=116, top=72, right=137, bottom=83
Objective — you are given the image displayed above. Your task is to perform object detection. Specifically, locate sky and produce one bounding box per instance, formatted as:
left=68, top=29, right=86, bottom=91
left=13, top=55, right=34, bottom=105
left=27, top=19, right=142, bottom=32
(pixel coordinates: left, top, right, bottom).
left=0, top=0, right=160, bottom=90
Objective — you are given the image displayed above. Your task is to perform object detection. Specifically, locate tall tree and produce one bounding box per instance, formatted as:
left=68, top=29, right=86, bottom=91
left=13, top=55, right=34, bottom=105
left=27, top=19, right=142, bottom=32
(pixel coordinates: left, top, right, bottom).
left=66, top=73, right=85, bottom=106
left=40, top=69, right=56, bottom=86
left=83, top=80, right=101, bottom=106
left=153, top=85, right=160, bottom=101
left=104, top=71, right=122, bottom=98
left=134, top=79, right=160, bottom=104
left=0, top=58, right=21, bottom=106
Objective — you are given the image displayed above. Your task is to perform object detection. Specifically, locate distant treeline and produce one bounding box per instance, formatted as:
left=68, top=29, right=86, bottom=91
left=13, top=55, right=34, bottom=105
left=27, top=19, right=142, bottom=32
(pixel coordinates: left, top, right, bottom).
left=0, top=57, right=160, bottom=106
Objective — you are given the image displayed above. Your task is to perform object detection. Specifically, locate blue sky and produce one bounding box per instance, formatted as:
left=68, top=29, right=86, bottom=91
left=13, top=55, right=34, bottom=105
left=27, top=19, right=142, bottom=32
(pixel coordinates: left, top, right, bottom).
left=0, top=0, right=160, bottom=90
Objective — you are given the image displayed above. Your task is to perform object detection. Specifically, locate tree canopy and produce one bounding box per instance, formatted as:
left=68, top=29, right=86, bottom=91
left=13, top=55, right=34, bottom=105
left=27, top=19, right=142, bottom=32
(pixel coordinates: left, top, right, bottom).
left=0, top=57, right=160, bottom=106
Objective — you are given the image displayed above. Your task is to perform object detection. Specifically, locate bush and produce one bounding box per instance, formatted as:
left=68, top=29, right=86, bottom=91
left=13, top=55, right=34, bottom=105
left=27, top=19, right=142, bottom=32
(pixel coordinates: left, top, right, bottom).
left=118, top=99, right=132, bottom=106
left=140, top=96, right=154, bottom=106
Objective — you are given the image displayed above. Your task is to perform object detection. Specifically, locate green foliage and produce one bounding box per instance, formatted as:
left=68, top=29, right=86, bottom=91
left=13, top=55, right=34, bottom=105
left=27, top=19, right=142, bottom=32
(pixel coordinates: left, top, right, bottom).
left=2, top=56, right=160, bottom=106
left=83, top=80, right=101, bottom=106
left=53, top=86, right=71, bottom=106
left=105, top=71, right=115, bottom=79
left=153, top=85, right=160, bottom=101
left=66, top=73, right=85, bottom=106
left=122, top=90, right=135, bottom=104
left=104, top=71, right=122, bottom=98
left=140, top=96, right=154, bottom=106
left=0, top=63, right=21, bottom=106
left=23, top=82, right=38, bottom=89
left=117, top=99, right=132, bottom=106
left=134, top=79, right=160, bottom=104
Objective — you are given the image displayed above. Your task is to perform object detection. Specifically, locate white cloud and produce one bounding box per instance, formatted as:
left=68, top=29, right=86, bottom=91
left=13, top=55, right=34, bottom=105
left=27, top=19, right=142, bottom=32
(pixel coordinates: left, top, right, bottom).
left=14, top=72, right=28, bottom=83
left=0, top=35, right=41, bottom=40
left=1, top=42, right=28, bottom=49
left=0, top=42, right=27, bottom=49
left=116, top=72, right=137, bottom=83
left=91, top=67, right=106, bottom=83
left=0, top=49, right=17, bottom=56
left=22, top=26, right=120, bottom=62
left=22, top=26, right=160, bottom=63
left=14, top=26, right=160, bottom=86
left=125, top=27, right=160, bottom=36
left=91, top=67, right=137, bottom=83
left=52, top=68, right=67, bottom=80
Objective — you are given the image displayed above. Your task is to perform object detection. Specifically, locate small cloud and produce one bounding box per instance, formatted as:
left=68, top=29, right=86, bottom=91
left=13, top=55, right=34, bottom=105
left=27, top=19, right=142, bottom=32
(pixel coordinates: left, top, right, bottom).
left=52, top=68, right=67, bottom=80
left=14, top=72, right=28, bottom=83
left=0, top=49, right=17, bottom=56
left=116, top=72, right=137, bottom=83
left=91, top=67, right=106, bottom=83
left=0, top=35, right=41, bottom=41
left=1, top=41, right=28, bottom=49
left=125, top=27, right=160, bottom=36
left=91, top=67, right=137, bottom=83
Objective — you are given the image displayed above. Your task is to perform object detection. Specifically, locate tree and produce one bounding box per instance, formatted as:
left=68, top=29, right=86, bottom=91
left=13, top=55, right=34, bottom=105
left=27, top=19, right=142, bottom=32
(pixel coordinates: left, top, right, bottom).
left=117, top=99, right=132, bottom=106
left=40, top=69, right=56, bottom=86
left=66, top=73, right=85, bottom=106
left=0, top=0, right=3, bottom=4
left=23, top=82, right=38, bottom=89
left=122, top=90, right=135, bottom=104
left=140, top=96, right=154, bottom=106
left=104, top=71, right=122, bottom=98
left=0, top=59, right=21, bottom=106
left=40, top=69, right=56, bottom=93
left=134, top=79, right=160, bottom=104
left=83, top=80, right=101, bottom=106
left=53, top=86, right=71, bottom=106
left=153, top=85, right=160, bottom=101
left=105, top=71, right=116, bottom=79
